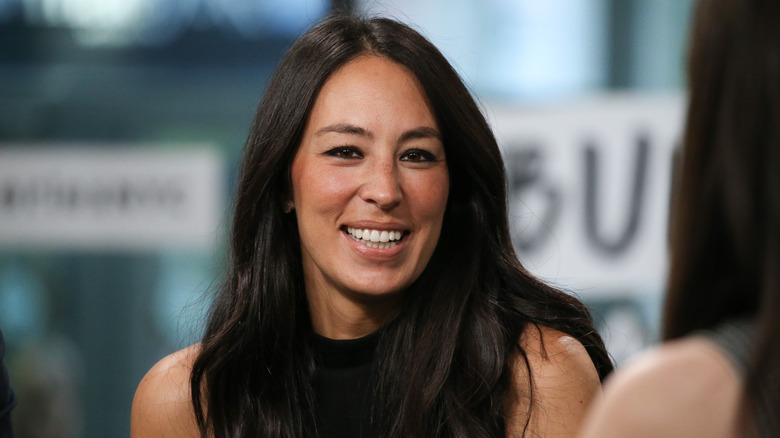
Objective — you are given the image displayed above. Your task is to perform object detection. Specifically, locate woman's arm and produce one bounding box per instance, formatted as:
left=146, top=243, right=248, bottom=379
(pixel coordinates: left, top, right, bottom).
left=131, top=345, right=200, bottom=438
left=577, top=337, right=741, bottom=438
left=505, top=325, right=602, bottom=437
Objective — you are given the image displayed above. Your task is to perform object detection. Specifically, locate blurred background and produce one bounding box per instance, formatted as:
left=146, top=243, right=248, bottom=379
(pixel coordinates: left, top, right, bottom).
left=0, top=0, right=691, bottom=436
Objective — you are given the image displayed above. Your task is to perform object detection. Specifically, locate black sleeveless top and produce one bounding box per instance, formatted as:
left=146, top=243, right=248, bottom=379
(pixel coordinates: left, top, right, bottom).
left=705, top=319, right=780, bottom=437
left=311, top=331, right=380, bottom=438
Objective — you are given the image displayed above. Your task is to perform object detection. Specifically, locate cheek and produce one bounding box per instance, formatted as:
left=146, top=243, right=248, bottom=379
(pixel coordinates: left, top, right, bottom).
left=408, top=171, right=450, bottom=220
left=293, top=166, right=354, bottom=214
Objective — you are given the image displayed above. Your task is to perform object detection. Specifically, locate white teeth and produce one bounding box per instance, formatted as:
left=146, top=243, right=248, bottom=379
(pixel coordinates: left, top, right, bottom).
left=365, top=241, right=392, bottom=249
left=345, top=226, right=405, bottom=248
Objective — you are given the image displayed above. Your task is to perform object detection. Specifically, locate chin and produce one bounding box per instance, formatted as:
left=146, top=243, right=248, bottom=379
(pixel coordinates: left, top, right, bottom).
left=348, top=283, right=408, bottom=302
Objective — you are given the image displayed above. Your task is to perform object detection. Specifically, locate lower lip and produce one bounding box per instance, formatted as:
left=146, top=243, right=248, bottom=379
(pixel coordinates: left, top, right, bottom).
left=342, top=230, right=406, bottom=259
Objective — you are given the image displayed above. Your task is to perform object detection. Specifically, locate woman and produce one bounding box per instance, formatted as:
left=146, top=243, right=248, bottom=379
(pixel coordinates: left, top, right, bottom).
left=578, top=0, right=780, bottom=436
left=132, top=15, right=613, bottom=438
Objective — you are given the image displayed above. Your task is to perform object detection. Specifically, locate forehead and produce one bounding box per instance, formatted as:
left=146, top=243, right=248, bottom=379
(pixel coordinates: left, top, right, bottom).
left=305, top=55, right=437, bottom=131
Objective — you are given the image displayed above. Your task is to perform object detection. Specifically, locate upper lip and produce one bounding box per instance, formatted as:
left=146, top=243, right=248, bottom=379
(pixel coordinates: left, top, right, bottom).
left=343, top=221, right=409, bottom=231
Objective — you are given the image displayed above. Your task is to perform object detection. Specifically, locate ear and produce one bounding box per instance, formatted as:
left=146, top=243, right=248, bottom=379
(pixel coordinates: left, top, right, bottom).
left=283, top=200, right=295, bottom=213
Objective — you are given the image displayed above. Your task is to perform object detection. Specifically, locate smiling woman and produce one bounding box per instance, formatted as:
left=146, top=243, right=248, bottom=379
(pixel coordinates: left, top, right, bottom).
left=292, top=56, right=450, bottom=338
left=131, top=14, right=613, bottom=438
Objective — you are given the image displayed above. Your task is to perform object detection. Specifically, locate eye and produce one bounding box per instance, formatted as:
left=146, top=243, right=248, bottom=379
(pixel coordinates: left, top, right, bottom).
left=400, top=149, right=437, bottom=162
left=326, top=146, right=363, bottom=159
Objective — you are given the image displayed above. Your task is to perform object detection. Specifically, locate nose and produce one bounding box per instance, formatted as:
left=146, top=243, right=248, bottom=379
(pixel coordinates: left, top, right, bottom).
left=359, top=160, right=402, bottom=210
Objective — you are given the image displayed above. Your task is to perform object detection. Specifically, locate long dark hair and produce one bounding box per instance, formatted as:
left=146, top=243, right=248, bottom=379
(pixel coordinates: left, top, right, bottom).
left=663, top=0, right=780, bottom=431
left=191, top=15, right=612, bottom=438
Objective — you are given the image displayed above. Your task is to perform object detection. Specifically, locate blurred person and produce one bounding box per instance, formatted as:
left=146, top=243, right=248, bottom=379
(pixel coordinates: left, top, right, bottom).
left=132, top=15, right=613, bottom=438
left=7, top=336, right=83, bottom=438
left=0, top=329, right=14, bottom=438
left=578, top=0, right=780, bottom=436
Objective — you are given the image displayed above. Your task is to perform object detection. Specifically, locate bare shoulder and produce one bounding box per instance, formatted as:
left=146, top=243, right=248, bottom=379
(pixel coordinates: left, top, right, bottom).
left=578, top=336, right=742, bottom=438
left=520, top=324, right=601, bottom=385
left=131, top=344, right=201, bottom=438
left=505, top=325, right=601, bottom=437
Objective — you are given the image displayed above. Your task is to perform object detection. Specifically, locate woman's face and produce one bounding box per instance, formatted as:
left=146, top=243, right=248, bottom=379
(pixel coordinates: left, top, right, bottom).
left=291, top=55, right=449, bottom=316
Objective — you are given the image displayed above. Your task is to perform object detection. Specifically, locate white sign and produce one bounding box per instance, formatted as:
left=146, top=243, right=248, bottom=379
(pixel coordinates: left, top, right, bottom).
left=0, top=145, right=224, bottom=251
left=488, top=94, right=685, bottom=297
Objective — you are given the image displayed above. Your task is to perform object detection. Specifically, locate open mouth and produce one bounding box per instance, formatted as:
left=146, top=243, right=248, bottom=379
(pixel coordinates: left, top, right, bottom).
left=343, top=226, right=408, bottom=249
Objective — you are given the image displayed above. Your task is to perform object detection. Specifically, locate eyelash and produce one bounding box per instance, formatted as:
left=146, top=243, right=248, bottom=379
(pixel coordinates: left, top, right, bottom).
left=400, top=149, right=436, bottom=162
left=325, top=146, right=437, bottom=162
left=326, top=146, right=363, bottom=159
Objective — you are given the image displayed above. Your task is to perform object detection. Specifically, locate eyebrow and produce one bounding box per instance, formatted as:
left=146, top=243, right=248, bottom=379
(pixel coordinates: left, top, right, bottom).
left=316, top=123, right=373, bottom=139
left=315, top=123, right=441, bottom=143
left=399, top=126, right=442, bottom=143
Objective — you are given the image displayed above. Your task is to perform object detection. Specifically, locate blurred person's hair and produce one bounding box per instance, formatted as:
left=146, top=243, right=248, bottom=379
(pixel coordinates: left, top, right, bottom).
left=190, top=14, right=613, bottom=438
left=664, top=0, right=780, bottom=431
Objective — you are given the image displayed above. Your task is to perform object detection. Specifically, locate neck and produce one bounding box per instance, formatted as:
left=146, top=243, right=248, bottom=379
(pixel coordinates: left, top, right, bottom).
left=306, top=287, right=400, bottom=340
